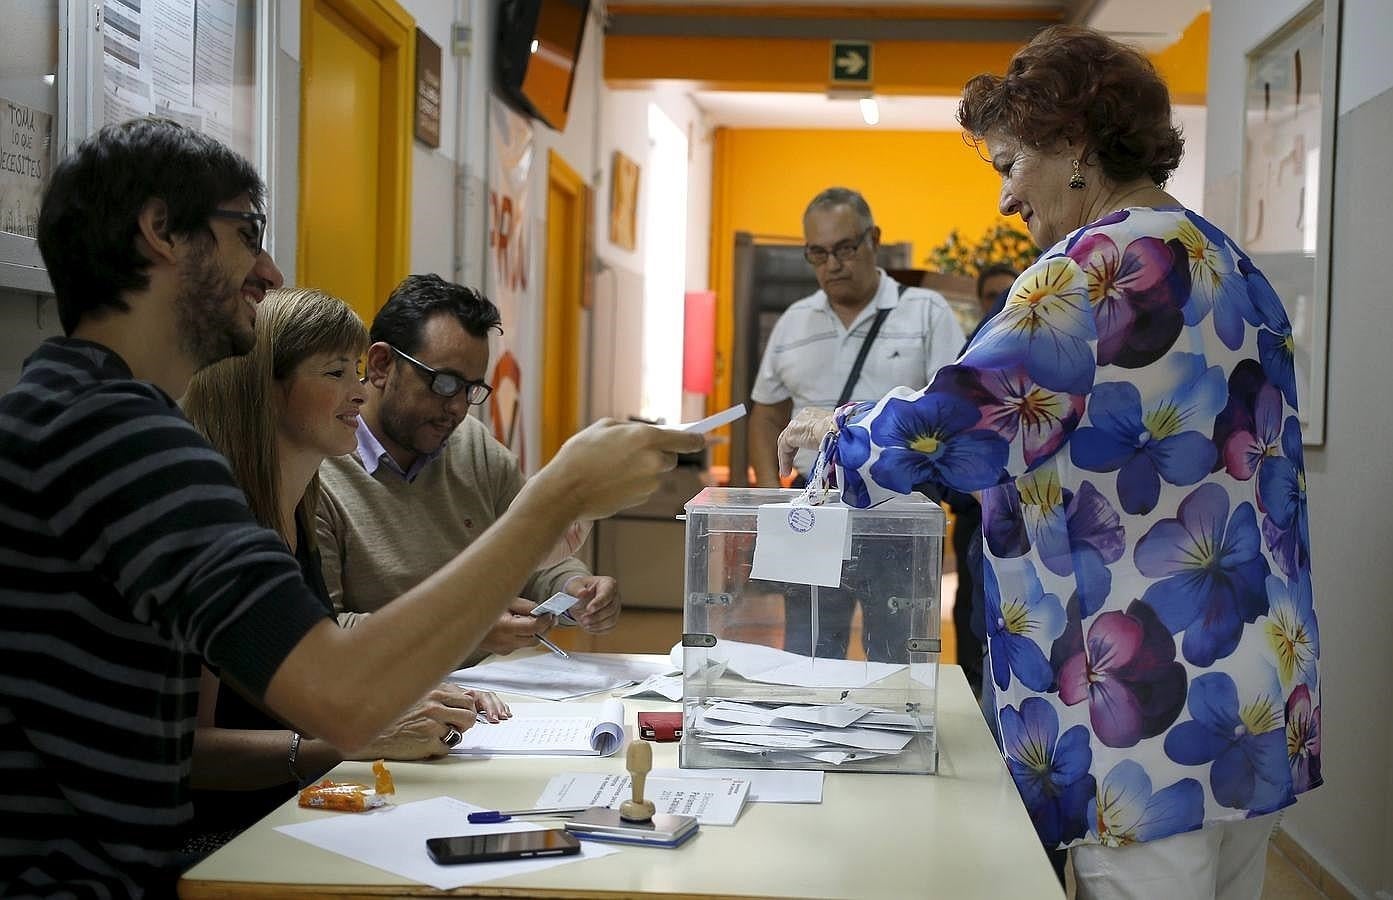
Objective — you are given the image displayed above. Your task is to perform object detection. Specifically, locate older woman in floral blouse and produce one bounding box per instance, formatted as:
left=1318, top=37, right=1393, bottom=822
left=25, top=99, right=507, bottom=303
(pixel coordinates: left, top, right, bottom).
left=780, top=25, right=1319, bottom=900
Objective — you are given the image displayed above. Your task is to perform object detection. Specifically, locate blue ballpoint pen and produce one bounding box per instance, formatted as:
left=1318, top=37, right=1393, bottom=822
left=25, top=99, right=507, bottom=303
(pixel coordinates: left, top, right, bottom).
left=467, top=805, right=590, bottom=824
left=536, top=633, right=569, bottom=658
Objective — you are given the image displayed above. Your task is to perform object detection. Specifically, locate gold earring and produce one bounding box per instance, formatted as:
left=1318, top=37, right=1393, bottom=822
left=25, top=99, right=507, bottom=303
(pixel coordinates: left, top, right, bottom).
left=1069, top=159, right=1086, bottom=190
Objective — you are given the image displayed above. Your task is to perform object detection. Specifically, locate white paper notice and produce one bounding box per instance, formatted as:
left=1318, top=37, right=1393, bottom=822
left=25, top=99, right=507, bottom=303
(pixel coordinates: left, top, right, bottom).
left=148, top=0, right=197, bottom=109
left=103, top=0, right=155, bottom=127
left=275, top=796, right=615, bottom=890
left=192, top=0, right=237, bottom=145
left=749, top=502, right=849, bottom=587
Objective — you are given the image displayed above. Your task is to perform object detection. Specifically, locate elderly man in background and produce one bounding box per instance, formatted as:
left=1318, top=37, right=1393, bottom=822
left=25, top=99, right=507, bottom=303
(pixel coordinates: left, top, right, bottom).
left=746, top=187, right=964, bottom=662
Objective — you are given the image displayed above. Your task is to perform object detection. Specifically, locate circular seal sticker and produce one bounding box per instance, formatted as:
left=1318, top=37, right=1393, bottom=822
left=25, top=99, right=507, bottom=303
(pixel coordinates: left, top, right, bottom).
left=787, top=507, right=816, bottom=533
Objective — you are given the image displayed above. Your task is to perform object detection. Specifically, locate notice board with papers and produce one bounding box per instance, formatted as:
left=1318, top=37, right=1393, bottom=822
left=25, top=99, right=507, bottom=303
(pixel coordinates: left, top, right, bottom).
left=0, top=0, right=267, bottom=295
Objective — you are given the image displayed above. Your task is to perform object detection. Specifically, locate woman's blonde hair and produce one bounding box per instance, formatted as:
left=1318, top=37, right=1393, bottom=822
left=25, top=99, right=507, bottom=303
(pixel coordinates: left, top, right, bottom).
left=184, top=288, right=368, bottom=548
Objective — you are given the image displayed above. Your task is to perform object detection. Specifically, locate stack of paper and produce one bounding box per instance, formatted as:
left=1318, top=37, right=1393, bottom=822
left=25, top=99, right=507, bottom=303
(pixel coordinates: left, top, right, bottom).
left=668, top=639, right=909, bottom=690
left=689, top=700, right=931, bottom=766
left=449, top=701, right=625, bottom=757
left=450, top=653, right=675, bottom=701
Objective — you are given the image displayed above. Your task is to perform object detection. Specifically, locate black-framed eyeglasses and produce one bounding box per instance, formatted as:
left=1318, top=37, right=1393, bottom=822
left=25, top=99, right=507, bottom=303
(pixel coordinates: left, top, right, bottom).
left=803, top=227, right=873, bottom=266
left=390, top=345, right=492, bottom=405
left=208, top=210, right=267, bottom=256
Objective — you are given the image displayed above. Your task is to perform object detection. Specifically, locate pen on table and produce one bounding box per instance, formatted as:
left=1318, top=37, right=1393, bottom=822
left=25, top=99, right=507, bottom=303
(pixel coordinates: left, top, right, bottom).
left=467, top=805, right=590, bottom=824
left=536, top=633, right=570, bottom=659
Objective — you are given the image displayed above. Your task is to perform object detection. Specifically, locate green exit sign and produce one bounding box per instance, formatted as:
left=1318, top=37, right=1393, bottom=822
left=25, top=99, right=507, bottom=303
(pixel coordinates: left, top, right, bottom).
left=830, top=41, right=872, bottom=84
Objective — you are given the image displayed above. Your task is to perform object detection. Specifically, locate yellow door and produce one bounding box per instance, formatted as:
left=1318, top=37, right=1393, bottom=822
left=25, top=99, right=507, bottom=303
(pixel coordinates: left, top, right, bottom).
left=298, top=0, right=414, bottom=324
left=541, top=150, right=588, bottom=464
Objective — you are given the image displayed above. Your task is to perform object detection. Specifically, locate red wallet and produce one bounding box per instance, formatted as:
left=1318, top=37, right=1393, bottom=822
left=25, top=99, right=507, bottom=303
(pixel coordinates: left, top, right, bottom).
left=637, top=711, right=683, bottom=742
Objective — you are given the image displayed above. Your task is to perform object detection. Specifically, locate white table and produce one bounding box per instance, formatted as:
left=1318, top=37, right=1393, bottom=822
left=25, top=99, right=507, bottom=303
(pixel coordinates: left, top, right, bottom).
left=179, top=661, right=1063, bottom=899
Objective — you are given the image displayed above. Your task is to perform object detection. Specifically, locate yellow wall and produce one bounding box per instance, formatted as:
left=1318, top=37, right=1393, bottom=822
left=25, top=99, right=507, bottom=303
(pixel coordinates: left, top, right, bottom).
left=1151, top=12, right=1210, bottom=106
left=714, top=127, right=1004, bottom=253
left=708, top=126, right=1005, bottom=443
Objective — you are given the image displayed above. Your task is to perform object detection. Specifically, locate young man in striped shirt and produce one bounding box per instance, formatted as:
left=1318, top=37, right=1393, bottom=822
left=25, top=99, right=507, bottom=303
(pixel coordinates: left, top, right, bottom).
left=0, top=118, right=701, bottom=897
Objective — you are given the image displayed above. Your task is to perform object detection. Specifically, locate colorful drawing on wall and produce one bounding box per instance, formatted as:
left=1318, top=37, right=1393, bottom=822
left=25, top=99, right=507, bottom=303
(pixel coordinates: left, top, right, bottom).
left=1240, top=0, right=1338, bottom=445
left=609, top=150, right=640, bottom=251
left=487, top=97, right=535, bottom=470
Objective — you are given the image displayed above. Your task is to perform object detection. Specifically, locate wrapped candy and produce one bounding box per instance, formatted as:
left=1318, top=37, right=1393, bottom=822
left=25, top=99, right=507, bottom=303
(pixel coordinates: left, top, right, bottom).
left=298, top=759, right=395, bottom=812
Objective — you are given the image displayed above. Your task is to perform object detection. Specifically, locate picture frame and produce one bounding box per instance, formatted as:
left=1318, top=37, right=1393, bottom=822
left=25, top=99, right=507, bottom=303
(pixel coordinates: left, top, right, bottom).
left=1238, top=0, right=1341, bottom=445
left=609, top=150, right=640, bottom=252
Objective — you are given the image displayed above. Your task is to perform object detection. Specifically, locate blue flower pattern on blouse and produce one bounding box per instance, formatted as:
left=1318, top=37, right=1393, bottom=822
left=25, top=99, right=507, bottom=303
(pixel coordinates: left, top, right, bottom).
left=832, top=208, right=1320, bottom=850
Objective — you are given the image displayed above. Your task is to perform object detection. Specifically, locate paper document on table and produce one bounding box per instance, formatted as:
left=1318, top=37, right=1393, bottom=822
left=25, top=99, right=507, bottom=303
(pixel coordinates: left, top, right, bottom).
left=652, top=767, right=824, bottom=803
left=536, top=772, right=750, bottom=826
left=450, top=653, right=674, bottom=700
left=275, top=796, right=616, bottom=891
left=613, top=672, right=683, bottom=701
left=450, top=701, right=625, bottom=757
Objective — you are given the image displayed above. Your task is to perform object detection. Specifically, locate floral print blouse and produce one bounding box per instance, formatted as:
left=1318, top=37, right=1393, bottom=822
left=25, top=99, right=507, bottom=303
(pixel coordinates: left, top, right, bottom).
left=831, top=207, right=1320, bottom=849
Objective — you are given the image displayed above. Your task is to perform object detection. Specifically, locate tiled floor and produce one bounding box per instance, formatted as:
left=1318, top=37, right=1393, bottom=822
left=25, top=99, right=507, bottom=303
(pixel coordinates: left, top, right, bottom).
left=553, top=573, right=1332, bottom=899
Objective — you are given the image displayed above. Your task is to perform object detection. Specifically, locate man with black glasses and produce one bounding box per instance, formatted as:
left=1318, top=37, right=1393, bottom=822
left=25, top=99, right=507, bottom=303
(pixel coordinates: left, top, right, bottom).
left=747, top=187, right=963, bottom=661
left=318, top=274, right=622, bottom=660
left=0, top=120, right=699, bottom=896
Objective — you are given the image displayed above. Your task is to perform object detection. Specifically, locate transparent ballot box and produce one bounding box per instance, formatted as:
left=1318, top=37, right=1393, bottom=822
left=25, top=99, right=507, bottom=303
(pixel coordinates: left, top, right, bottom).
left=680, top=488, right=944, bottom=775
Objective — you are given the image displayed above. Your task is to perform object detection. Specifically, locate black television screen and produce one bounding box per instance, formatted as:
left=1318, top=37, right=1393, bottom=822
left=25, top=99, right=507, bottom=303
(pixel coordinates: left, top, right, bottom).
left=496, top=0, right=590, bottom=132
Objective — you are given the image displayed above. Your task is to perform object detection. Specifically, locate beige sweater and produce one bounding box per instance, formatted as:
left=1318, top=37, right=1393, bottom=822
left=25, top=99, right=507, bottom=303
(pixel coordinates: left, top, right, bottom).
left=316, top=417, right=590, bottom=628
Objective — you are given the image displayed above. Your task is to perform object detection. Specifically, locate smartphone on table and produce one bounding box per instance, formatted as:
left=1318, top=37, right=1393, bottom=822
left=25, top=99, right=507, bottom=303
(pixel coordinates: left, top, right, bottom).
left=426, top=829, right=581, bottom=865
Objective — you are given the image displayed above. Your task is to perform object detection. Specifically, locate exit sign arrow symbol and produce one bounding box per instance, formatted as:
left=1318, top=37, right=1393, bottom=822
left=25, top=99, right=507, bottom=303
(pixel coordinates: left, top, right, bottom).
left=836, top=49, right=866, bottom=76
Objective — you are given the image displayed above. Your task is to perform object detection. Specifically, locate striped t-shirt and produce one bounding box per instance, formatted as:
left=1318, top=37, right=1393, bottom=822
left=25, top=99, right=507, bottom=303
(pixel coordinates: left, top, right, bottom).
left=0, top=338, right=331, bottom=897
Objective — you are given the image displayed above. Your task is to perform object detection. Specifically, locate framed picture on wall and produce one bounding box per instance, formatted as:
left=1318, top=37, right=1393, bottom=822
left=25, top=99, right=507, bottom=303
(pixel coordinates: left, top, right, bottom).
left=609, top=150, right=640, bottom=251
left=1239, top=0, right=1341, bottom=445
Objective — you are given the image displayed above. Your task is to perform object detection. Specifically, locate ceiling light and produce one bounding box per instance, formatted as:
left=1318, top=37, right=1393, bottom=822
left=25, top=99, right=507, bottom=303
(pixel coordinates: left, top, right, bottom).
left=530, top=39, right=539, bottom=54
left=859, top=97, right=880, bottom=126
left=42, top=73, right=55, bottom=86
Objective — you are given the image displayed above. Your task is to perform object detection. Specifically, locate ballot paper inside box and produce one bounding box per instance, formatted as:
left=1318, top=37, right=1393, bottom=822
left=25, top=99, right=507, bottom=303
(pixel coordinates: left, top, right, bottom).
left=679, top=488, right=944, bottom=775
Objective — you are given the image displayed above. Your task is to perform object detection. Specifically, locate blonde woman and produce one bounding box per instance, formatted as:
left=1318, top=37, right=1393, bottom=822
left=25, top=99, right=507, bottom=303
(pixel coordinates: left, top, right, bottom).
left=182, top=289, right=506, bottom=845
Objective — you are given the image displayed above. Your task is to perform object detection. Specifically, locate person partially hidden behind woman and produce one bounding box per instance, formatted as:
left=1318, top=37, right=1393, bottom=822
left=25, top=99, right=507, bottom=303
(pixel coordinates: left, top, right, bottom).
left=780, top=26, right=1320, bottom=900
left=181, top=288, right=509, bottom=851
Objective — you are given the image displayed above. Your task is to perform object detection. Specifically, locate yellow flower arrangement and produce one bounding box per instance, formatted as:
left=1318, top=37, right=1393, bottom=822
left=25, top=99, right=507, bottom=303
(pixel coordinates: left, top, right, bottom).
left=927, top=219, right=1041, bottom=277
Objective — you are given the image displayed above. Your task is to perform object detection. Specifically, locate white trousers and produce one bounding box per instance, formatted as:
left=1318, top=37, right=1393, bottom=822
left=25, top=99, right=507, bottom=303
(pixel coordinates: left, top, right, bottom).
left=1071, top=813, right=1279, bottom=900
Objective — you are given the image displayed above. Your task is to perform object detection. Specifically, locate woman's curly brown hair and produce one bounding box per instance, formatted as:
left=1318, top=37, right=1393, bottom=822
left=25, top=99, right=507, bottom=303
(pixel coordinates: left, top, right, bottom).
left=957, top=25, right=1184, bottom=186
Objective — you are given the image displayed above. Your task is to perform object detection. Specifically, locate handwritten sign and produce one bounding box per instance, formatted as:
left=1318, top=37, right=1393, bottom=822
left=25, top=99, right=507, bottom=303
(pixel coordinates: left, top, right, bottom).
left=0, top=99, right=52, bottom=239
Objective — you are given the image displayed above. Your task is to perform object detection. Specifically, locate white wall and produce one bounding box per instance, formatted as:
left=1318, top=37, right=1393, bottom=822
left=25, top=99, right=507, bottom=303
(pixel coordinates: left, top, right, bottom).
left=1208, top=2, right=1393, bottom=898
left=445, top=6, right=714, bottom=460
left=400, top=0, right=461, bottom=281
left=1167, top=104, right=1206, bottom=214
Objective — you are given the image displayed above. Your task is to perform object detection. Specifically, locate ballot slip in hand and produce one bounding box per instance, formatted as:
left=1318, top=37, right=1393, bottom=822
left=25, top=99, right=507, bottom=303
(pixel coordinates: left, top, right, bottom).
left=676, top=402, right=747, bottom=434
left=531, top=592, right=582, bottom=618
